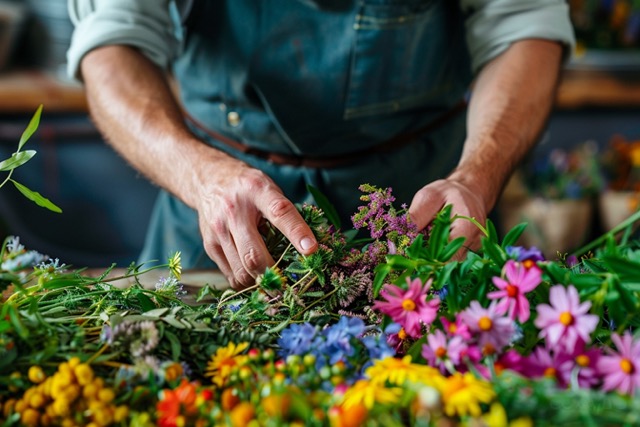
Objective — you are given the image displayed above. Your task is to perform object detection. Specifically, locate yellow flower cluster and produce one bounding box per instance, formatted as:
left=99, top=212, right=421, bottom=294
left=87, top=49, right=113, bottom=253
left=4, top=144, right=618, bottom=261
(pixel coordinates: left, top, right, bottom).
left=4, top=358, right=128, bottom=427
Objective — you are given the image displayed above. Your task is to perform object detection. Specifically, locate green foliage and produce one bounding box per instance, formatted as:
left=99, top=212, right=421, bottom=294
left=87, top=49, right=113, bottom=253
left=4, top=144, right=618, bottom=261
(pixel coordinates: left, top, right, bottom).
left=0, top=105, right=61, bottom=213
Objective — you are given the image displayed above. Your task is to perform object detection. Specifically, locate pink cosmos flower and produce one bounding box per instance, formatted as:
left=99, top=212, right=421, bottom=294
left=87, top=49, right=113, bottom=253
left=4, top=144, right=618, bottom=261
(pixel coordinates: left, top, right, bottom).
left=372, top=277, right=440, bottom=338
left=488, top=260, right=542, bottom=323
left=598, top=332, right=640, bottom=396
left=459, top=301, right=515, bottom=355
left=440, top=316, right=472, bottom=340
left=534, top=285, right=599, bottom=351
left=421, top=329, right=467, bottom=374
left=527, top=345, right=572, bottom=387
left=556, top=343, right=602, bottom=389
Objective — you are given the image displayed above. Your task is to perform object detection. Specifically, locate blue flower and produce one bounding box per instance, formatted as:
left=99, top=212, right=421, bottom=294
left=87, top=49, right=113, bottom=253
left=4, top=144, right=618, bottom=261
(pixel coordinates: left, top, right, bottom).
left=278, top=322, right=317, bottom=357
left=313, top=316, right=365, bottom=366
left=506, top=245, right=545, bottom=262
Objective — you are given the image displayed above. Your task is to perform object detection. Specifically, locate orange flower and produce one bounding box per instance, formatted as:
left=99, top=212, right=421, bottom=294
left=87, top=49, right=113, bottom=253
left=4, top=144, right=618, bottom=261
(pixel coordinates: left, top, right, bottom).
left=157, top=379, right=199, bottom=427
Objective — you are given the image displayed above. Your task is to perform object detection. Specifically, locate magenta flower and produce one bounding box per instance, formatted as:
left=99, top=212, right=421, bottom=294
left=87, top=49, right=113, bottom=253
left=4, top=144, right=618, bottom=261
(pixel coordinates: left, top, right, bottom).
left=557, top=344, right=602, bottom=389
left=440, top=316, right=472, bottom=340
left=488, top=260, right=542, bottom=323
left=421, top=329, right=468, bottom=374
left=534, top=285, right=599, bottom=351
left=598, top=332, right=640, bottom=395
left=527, top=345, right=572, bottom=387
left=372, top=277, right=440, bottom=338
left=459, top=301, right=515, bottom=355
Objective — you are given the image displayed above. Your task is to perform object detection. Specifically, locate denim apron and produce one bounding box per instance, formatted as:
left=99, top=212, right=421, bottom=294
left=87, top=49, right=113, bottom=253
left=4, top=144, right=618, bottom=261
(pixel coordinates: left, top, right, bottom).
left=140, top=0, right=472, bottom=268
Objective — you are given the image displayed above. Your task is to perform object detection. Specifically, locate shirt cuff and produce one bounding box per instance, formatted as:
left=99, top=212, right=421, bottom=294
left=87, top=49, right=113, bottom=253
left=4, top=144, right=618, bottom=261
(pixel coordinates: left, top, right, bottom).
left=463, top=0, right=576, bottom=74
left=67, top=1, right=178, bottom=81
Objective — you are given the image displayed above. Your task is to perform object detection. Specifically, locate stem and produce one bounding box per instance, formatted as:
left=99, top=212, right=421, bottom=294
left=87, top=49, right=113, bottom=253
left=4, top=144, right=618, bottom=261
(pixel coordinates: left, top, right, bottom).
left=453, top=215, right=489, bottom=237
left=219, top=283, right=260, bottom=305
left=292, top=287, right=339, bottom=320
left=572, top=208, right=640, bottom=258
left=0, top=169, right=14, bottom=189
left=273, top=243, right=293, bottom=268
left=86, top=344, right=109, bottom=364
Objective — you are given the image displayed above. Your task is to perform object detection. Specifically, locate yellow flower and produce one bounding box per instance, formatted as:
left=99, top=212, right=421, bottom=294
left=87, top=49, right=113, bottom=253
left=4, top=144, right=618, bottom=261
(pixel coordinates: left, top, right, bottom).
left=365, top=355, right=441, bottom=387
left=440, top=373, right=495, bottom=418
left=341, top=379, right=402, bottom=410
left=74, top=364, right=94, bottom=386
left=28, top=366, right=46, bottom=384
left=169, top=251, right=182, bottom=280
left=483, top=403, right=533, bottom=427
left=205, top=342, right=249, bottom=387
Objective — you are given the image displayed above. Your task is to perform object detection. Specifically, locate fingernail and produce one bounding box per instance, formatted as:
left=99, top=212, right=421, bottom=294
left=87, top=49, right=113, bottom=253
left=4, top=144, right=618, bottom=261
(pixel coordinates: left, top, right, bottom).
left=300, top=237, right=315, bottom=252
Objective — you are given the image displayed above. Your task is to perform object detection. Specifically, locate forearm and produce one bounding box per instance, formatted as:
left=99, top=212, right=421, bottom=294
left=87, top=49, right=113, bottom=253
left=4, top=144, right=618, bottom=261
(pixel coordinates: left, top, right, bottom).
left=80, top=45, right=237, bottom=210
left=449, top=39, right=564, bottom=211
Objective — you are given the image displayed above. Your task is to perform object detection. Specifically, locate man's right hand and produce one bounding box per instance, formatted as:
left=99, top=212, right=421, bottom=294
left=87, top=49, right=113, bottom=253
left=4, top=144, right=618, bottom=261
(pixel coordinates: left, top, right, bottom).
left=194, top=158, right=318, bottom=289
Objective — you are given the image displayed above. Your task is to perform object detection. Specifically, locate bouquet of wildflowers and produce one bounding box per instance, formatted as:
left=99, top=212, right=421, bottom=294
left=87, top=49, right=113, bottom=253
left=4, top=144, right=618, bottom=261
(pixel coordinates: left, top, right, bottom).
left=4, top=106, right=640, bottom=427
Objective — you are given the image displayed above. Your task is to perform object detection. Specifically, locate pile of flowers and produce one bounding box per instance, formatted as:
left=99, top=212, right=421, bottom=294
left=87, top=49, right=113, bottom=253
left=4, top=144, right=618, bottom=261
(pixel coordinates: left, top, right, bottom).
left=3, top=108, right=640, bottom=426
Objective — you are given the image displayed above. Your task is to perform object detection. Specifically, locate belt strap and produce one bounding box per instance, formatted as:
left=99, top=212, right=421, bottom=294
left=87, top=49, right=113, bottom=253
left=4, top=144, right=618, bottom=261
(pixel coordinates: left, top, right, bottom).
left=184, top=100, right=467, bottom=169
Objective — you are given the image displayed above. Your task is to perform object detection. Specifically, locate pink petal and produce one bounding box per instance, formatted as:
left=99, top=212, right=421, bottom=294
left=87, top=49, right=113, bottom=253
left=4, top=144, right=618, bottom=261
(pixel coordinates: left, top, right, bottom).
left=517, top=295, right=531, bottom=323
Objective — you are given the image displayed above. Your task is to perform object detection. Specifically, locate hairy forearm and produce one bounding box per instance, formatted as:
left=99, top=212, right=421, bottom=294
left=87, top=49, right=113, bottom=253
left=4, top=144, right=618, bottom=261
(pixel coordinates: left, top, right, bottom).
left=450, top=39, right=564, bottom=210
left=80, top=45, right=234, bottom=210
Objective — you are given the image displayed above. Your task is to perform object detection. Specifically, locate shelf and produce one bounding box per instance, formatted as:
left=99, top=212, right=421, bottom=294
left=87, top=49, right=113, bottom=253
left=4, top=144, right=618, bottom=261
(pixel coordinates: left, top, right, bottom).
left=556, top=70, right=640, bottom=109
left=0, top=69, right=87, bottom=113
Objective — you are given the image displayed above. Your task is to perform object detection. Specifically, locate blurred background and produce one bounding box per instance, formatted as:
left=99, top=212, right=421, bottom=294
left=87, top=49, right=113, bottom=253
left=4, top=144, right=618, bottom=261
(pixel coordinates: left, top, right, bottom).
left=0, top=0, right=639, bottom=266
left=0, top=0, right=158, bottom=267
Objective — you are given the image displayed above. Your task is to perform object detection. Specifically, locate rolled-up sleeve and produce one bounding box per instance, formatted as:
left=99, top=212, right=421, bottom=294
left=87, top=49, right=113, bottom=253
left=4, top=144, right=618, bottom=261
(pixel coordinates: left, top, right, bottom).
left=461, top=0, right=576, bottom=74
left=67, top=0, right=178, bottom=80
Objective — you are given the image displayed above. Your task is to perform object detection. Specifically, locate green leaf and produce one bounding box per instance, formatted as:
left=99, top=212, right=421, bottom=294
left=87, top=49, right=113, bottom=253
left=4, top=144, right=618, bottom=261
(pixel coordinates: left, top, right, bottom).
left=501, top=223, right=528, bottom=248
left=372, top=263, right=392, bottom=297
left=481, top=237, right=506, bottom=266
left=164, top=330, right=182, bottom=360
left=0, top=150, right=36, bottom=172
left=10, top=180, right=62, bottom=213
left=307, top=184, right=341, bottom=229
left=602, top=256, right=640, bottom=281
left=19, top=104, right=43, bottom=150
left=439, top=237, right=466, bottom=262
left=406, top=234, right=428, bottom=259
left=385, top=254, right=417, bottom=270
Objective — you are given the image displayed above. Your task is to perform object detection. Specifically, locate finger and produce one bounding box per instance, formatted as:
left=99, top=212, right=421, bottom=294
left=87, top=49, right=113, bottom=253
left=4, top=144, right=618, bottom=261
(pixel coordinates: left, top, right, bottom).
left=202, top=219, right=253, bottom=290
left=228, top=215, right=276, bottom=279
left=408, top=185, right=446, bottom=230
left=256, top=191, right=318, bottom=256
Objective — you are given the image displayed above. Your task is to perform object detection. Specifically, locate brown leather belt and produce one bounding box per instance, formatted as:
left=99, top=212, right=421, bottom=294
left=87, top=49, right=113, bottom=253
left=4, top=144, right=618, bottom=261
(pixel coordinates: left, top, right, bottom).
left=184, top=100, right=467, bottom=169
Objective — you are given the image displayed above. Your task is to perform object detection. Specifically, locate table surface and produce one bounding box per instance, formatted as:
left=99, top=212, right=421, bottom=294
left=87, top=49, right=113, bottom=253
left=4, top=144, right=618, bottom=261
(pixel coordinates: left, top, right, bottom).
left=83, top=268, right=231, bottom=304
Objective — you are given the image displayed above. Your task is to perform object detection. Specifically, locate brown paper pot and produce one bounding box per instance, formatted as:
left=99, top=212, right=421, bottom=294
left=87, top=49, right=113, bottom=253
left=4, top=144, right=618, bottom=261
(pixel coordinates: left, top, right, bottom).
left=499, top=197, right=593, bottom=258
left=598, top=190, right=640, bottom=232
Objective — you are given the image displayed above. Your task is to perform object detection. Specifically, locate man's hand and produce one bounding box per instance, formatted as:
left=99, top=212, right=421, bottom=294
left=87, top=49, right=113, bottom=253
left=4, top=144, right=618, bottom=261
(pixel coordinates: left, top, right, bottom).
left=80, top=45, right=317, bottom=289
left=408, top=177, right=487, bottom=258
left=195, top=159, right=317, bottom=289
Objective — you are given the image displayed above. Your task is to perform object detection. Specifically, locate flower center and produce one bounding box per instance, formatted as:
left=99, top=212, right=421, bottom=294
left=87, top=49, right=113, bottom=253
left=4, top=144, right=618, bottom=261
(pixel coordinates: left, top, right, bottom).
left=544, top=367, right=557, bottom=378
left=448, top=324, right=458, bottom=334
left=559, top=311, right=574, bottom=326
left=402, top=299, right=416, bottom=311
left=506, top=284, right=519, bottom=298
left=478, top=316, right=493, bottom=331
left=482, top=343, right=496, bottom=356
left=435, top=347, right=447, bottom=359
left=522, top=260, right=536, bottom=270
left=575, top=354, right=590, bottom=367
left=620, top=358, right=635, bottom=374
left=398, top=328, right=408, bottom=340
